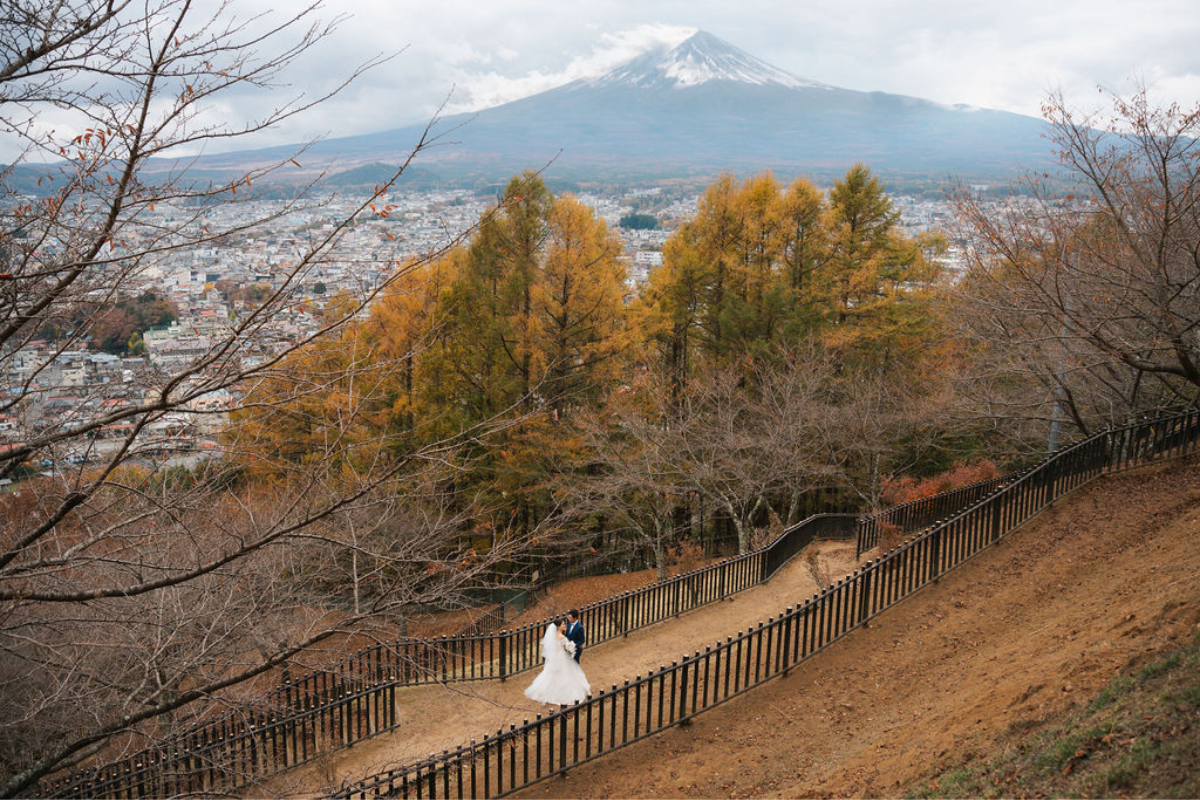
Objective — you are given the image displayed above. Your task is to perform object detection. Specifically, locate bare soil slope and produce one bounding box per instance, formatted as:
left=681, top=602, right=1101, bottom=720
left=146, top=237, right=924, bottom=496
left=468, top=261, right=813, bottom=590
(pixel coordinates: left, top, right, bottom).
left=515, top=456, right=1200, bottom=798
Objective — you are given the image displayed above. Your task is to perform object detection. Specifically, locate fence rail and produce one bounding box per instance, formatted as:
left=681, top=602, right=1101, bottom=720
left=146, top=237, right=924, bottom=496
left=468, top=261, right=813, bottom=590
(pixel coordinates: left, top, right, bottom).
left=341, top=409, right=1200, bottom=800
left=855, top=471, right=1017, bottom=556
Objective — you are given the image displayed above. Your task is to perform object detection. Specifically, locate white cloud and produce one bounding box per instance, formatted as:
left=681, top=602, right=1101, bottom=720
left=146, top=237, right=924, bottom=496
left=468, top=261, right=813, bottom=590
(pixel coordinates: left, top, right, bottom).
left=443, top=23, right=696, bottom=113
left=1145, top=73, right=1200, bottom=109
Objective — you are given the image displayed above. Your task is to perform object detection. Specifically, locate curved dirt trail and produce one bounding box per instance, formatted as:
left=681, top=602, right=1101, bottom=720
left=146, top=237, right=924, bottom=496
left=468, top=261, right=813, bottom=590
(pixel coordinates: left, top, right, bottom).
left=514, top=456, right=1200, bottom=799
left=261, top=540, right=864, bottom=796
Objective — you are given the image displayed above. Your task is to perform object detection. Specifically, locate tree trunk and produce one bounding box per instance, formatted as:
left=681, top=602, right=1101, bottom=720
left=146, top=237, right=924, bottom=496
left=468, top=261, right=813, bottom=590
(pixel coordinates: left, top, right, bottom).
left=786, top=490, right=800, bottom=526
left=653, top=538, right=668, bottom=581
left=730, top=515, right=751, bottom=555
left=869, top=453, right=882, bottom=510
left=351, top=549, right=361, bottom=615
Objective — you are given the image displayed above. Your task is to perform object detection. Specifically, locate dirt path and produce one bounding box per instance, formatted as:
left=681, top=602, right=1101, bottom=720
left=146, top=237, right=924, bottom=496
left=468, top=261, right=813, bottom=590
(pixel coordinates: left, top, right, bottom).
left=260, top=539, right=864, bottom=795
left=512, top=456, right=1200, bottom=798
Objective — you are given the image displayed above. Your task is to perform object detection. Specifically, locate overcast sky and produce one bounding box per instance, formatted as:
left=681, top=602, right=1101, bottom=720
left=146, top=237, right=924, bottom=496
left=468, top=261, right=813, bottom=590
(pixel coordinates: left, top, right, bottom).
left=6, top=0, right=1199, bottom=159
left=231, top=0, right=1196, bottom=151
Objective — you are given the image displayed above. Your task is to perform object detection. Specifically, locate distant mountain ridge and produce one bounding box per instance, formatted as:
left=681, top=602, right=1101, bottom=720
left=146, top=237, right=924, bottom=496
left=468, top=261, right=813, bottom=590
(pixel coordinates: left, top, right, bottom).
left=145, top=31, right=1057, bottom=185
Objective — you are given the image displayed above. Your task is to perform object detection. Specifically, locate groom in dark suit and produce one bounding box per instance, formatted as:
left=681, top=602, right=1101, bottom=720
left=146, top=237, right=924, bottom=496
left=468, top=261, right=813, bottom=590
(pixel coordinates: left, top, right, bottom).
left=565, top=609, right=585, bottom=662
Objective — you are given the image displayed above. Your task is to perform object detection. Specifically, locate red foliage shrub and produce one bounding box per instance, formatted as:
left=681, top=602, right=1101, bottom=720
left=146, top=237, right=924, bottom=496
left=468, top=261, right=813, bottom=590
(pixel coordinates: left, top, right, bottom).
left=882, top=460, right=1000, bottom=508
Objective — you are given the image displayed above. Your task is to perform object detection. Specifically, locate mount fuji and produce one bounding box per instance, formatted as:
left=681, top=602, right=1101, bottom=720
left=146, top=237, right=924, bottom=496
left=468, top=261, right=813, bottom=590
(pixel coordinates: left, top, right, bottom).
left=191, top=31, right=1056, bottom=183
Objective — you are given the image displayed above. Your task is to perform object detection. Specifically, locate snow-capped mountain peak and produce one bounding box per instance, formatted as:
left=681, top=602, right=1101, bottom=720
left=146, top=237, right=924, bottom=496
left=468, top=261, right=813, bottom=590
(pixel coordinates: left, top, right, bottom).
left=586, top=30, right=828, bottom=91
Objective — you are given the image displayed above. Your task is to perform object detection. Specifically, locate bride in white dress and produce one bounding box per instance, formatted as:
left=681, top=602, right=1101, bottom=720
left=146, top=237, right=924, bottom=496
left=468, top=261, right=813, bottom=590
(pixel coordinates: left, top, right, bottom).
left=524, top=619, right=591, bottom=706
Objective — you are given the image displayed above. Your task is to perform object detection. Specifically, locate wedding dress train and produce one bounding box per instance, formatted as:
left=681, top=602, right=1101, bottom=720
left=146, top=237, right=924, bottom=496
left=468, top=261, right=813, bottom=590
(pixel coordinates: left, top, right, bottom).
left=524, top=623, right=591, bottom=705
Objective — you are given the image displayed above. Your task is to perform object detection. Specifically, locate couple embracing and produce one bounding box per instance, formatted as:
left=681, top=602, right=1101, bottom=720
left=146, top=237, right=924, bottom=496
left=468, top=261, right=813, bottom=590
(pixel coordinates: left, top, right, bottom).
left=524, top=609, right=590, bottom=706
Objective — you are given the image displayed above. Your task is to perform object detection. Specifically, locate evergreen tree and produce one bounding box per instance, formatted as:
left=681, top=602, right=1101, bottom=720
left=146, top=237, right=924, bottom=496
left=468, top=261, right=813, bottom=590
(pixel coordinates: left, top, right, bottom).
left=817, top=164, right=940, bottom=367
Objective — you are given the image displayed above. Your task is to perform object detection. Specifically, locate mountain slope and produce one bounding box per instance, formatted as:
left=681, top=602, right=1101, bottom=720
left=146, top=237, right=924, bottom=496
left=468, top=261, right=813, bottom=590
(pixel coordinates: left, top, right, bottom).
left=153, top=31, right=1056, bottom=183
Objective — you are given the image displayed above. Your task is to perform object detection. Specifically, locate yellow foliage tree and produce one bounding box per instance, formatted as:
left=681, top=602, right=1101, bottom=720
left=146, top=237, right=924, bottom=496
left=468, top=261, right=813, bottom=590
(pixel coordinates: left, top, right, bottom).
left=639, top=166, right=942, bottom=381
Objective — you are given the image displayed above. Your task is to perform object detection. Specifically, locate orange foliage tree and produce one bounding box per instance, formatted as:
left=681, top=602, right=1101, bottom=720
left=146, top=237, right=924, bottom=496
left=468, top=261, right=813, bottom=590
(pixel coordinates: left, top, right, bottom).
left=953, top=86, right=1200, bottom=442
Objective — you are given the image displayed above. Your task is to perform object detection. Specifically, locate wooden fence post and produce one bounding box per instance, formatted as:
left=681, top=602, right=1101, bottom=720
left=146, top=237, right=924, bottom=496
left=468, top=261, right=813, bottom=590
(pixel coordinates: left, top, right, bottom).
left=859, top=564, right=873, bottom=627
left=930, top=523, right=942, bottom=581
left=677, top=659, right=691, bottom=724
left=781, top=607, right=794, bottom=676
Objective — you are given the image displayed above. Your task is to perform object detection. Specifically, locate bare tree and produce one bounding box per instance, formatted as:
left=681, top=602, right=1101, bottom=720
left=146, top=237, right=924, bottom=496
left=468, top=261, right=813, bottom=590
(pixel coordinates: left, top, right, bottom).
left=0, top=2, right=522, bottom=795
left=829, top=368, right=942, bottom=510
left=671, top=363, right=790, bottom=554
left=751, top=346, right=846, bottom=525
left=557, top=368, right=690, bottom=580
left=953, top=86, right=1200, bottom=441
left=677, top=351, right=944, bottom=525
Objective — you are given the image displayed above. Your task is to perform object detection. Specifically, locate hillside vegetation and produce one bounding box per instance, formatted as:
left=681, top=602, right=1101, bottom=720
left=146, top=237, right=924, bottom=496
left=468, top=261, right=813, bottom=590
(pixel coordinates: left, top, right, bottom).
left=915, top=632, right=1200, bottom=799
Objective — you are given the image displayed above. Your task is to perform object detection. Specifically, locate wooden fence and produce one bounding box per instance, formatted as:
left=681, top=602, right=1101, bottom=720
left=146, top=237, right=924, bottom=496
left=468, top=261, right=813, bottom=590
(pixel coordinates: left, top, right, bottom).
left=855, top=471, right=1016, bottom=556
left=340, top=409, right=1200, bottom=800
left=41, top=513, right=856, bottom=799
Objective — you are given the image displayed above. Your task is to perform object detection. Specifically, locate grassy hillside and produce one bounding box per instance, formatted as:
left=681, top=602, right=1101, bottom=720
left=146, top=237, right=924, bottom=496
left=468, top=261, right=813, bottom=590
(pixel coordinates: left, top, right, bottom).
left=913, top=633, right=1200, bottom=799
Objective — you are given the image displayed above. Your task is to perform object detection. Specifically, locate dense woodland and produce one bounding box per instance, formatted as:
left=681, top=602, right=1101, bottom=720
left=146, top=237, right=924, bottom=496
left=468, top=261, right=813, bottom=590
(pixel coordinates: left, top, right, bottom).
left=233, top=164, right=957, bottom=580
left=1, top=2, right=1198, bottom=795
